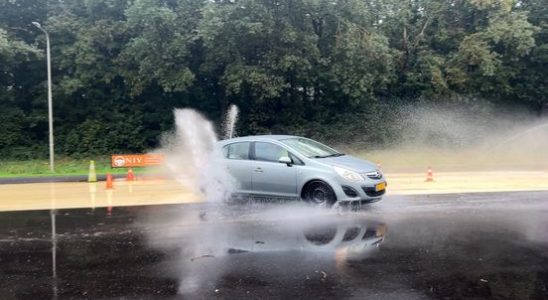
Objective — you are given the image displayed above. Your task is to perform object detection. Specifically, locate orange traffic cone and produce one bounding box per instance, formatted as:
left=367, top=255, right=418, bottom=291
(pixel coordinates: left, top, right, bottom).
left=106, top=173, right=114, bottom=189
left=127, top=168, right=135, bottom=181
left=425, top=167, right=434, bottom=182
left=106, top=189, right=113, bottom=216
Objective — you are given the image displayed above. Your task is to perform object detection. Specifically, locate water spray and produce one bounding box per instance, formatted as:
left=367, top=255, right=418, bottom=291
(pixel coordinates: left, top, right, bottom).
left=224, top=104, right=239, bottom=139
left=160, top=108, right=235, bottom=202
left=495, top=121, right=548, bottom=148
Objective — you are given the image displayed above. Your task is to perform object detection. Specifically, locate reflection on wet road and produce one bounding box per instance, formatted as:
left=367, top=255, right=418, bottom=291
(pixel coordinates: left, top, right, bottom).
left=0, top=191, right=547, bottom=299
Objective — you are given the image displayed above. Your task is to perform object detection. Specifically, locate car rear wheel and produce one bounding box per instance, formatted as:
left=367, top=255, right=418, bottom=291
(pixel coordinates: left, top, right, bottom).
left=303, top=181, right=336, bottom=207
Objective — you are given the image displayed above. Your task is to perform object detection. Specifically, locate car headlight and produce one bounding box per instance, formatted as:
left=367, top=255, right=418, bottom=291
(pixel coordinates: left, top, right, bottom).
left=333, top=166, right=363, bottom=182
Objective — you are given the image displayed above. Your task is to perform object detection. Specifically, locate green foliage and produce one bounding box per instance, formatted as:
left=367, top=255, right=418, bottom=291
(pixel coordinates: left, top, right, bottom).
left=0, top=157, right=148, bottom=177
left=119, top=0, right=197, bottom=95
left=0, top=0, right=546, bottom=158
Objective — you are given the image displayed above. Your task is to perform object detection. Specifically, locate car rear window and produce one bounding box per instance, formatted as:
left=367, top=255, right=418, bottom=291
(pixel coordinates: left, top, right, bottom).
left=223, top=142, right=250, bottom=160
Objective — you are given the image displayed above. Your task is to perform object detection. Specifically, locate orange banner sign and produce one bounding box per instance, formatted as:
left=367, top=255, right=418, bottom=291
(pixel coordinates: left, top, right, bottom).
left=111, top=154, right=164, bottom=168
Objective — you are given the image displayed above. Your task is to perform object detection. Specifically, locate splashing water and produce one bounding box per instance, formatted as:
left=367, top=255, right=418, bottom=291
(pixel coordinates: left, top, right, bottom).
left=223, top=104, right=239, bottom=139
left=495, top=121, right=548, bottom=147
left=160, top=108, right=235, bottom=202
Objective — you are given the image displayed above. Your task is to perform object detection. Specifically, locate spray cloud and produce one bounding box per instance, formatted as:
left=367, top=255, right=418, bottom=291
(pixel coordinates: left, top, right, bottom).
left=160, top=108, right=235, bottom=202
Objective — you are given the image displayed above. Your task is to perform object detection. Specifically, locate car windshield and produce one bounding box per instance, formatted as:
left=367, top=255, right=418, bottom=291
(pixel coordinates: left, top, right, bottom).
left=280, top=138, right=343, bottom=158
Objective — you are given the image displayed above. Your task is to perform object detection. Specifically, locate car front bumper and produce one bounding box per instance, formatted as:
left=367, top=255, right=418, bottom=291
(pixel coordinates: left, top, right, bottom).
left=334, top=180, right=387, bottom=203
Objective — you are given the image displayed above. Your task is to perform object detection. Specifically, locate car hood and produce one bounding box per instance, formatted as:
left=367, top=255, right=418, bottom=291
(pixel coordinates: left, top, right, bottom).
left=317, top=155, right=377, bottom=173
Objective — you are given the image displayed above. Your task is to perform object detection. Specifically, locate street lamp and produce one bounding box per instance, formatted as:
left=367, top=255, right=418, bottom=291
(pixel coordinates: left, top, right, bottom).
left=32, top=22, right=55, bottom=172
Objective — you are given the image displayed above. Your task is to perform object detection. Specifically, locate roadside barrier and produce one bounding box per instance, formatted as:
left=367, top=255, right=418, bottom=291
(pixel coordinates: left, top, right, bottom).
left=110, top=154, right=164, bottom=182
left=111, top=154, right=164, bottom=168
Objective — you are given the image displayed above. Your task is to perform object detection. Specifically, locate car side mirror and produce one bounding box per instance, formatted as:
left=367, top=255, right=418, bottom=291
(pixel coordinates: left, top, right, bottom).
left=278, top=156, right=293, bottom=166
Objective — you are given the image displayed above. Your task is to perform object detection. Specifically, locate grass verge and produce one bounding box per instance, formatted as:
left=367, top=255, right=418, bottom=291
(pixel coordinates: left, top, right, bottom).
left=0, top=157, right=155, bottom=178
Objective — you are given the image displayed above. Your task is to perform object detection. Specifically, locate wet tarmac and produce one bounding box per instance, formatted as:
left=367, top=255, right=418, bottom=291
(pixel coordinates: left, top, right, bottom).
left=1, top=191, right=547, bottom=299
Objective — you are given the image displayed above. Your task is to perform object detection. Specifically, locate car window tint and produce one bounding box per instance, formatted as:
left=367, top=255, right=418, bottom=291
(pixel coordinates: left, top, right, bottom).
left=254, top=142, right=288, bottom=162
left=223, top=142, right=250, bottom=160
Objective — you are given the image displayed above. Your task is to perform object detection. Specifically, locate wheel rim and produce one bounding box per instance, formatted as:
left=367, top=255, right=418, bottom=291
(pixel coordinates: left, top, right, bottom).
left=312, top=188, right=326, bottom=204
left=307, top=183, right=333, bottom=205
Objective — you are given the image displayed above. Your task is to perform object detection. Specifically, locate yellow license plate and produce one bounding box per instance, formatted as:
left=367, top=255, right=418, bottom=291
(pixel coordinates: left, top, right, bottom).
left=375, top=182, right=386, bottom=192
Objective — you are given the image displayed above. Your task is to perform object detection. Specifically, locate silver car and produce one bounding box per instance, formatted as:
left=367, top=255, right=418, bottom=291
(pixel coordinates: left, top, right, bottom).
left=218, top=135, right=386, bottom=206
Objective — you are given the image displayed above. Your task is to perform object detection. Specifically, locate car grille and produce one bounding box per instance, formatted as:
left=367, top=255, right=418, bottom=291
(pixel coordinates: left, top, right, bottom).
left=363, top=171, right=383, bottom=180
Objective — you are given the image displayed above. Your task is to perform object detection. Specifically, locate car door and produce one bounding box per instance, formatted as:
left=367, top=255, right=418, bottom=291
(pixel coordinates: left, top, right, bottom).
left=251, top=142, right=297, bottom=197
left=222, top=142, right=253, bottom=193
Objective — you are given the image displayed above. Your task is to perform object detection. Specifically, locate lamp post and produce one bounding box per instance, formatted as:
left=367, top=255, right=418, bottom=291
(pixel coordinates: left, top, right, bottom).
left=32, top=22, right=54, bottom=172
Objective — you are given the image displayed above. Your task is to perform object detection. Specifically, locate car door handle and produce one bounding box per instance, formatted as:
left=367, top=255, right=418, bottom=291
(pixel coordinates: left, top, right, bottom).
left=254, top=167, right=263, bottom=173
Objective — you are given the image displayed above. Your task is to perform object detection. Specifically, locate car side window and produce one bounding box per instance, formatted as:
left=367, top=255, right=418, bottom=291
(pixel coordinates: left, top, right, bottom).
left=288, top=152, right=304, bottom=165
left=255, top=142, right=297, bottom=163
left=223, top=142, right=250, bottom=160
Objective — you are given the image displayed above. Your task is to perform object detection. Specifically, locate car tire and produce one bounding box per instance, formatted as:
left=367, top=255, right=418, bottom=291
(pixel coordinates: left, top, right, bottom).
left=303, top=181, right=337, bottom=207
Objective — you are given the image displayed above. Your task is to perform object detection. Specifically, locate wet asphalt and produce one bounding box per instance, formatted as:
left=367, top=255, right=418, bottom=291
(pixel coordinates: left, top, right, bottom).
left=1, top=191, right=547, bottom=300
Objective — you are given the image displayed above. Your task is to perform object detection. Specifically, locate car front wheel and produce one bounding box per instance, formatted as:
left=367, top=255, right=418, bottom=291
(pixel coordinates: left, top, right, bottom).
left=303, top=181, right=336, bottom=207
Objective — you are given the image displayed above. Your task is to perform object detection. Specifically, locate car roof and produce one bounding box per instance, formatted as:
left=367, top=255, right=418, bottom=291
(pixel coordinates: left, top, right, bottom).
left=218, top=135, right=300, bottom=144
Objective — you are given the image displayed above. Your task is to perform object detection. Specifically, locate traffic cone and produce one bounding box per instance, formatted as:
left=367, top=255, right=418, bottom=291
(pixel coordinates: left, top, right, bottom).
left=425, top=167, right=434, bottom=182
left=126, top=168, right=135, bottom=181
left=89, top=182, right=97, bottom=210
left=88, top=160, right=97, bottom=182
left=106, top=173, right=114, bottom=189
left=106, top=189, right=113, bottom=216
